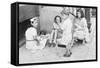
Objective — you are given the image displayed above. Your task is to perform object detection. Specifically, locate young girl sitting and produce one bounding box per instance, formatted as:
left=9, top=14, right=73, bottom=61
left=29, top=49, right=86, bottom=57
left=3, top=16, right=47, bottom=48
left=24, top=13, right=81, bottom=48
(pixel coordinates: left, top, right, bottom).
left=25, top=17, right=41, bottom=51
left=49, top=15, right=62, bottom=47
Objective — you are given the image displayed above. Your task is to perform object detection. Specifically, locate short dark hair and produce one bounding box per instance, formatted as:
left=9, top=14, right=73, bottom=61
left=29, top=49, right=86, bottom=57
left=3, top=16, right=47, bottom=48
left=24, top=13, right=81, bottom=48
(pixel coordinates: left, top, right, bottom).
left=54, top=15, right=62, bottom=24
left=76, top=9, right=85, bottom=18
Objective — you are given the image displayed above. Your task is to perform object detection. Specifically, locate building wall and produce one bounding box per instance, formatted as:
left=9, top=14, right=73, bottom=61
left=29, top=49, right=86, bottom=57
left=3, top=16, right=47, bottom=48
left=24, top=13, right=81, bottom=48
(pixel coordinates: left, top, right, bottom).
left=19, top=5, right=39, bottom=22
left=39, top=6, right=63, bottom=33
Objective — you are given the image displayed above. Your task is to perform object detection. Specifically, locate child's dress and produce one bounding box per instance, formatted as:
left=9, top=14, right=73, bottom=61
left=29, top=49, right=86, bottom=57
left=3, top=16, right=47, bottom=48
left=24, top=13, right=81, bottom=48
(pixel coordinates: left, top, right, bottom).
left=25, top=27, right=48, bottom=51
left=73, top=18, right=90, bottom=42
left=25, top=27, right=38, bottom=50
left=57, top=16, right=73, bottom=49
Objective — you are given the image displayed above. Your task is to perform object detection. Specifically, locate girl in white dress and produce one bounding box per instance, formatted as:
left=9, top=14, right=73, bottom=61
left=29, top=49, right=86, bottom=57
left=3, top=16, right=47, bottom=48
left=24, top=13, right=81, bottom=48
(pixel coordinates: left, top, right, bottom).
left=25, top=17, right=41, bottom=51
left=74, top=9, right=90, bottom=43
left=57, top=11, right=74, bottom=57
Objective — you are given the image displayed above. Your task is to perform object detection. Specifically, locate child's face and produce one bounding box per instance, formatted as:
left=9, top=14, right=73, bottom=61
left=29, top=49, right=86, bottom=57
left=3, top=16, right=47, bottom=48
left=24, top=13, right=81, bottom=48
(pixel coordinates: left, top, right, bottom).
left=56, top=17, right=61, bottom=23
left=77, top=12, right=81, bottom=18
left=31, top=17, right=39, bottom=28
left=33, top=22, right=38, bottom=28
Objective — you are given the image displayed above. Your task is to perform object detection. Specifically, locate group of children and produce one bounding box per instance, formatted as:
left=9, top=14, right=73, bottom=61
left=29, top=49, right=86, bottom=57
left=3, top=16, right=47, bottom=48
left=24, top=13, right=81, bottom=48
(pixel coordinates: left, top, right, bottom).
left=25, top=8, right=90, bottom=57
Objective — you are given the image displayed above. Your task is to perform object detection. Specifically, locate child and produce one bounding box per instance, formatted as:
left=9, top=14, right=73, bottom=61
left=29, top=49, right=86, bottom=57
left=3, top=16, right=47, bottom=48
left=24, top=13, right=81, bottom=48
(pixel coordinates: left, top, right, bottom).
left=25, top=17, right=40, bottom=51
left=49, top=15, right=62, bottom=47
left=57, top=10, right=73, bottom=57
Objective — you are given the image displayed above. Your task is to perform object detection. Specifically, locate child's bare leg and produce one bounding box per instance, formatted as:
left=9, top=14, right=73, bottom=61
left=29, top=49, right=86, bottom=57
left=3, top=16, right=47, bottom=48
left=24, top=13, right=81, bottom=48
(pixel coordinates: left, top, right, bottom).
left=64, top=42, right=72, bottom=57
left=50, top=30, right=55, bottom=43
left=53, top=30, right=57, bottom=43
